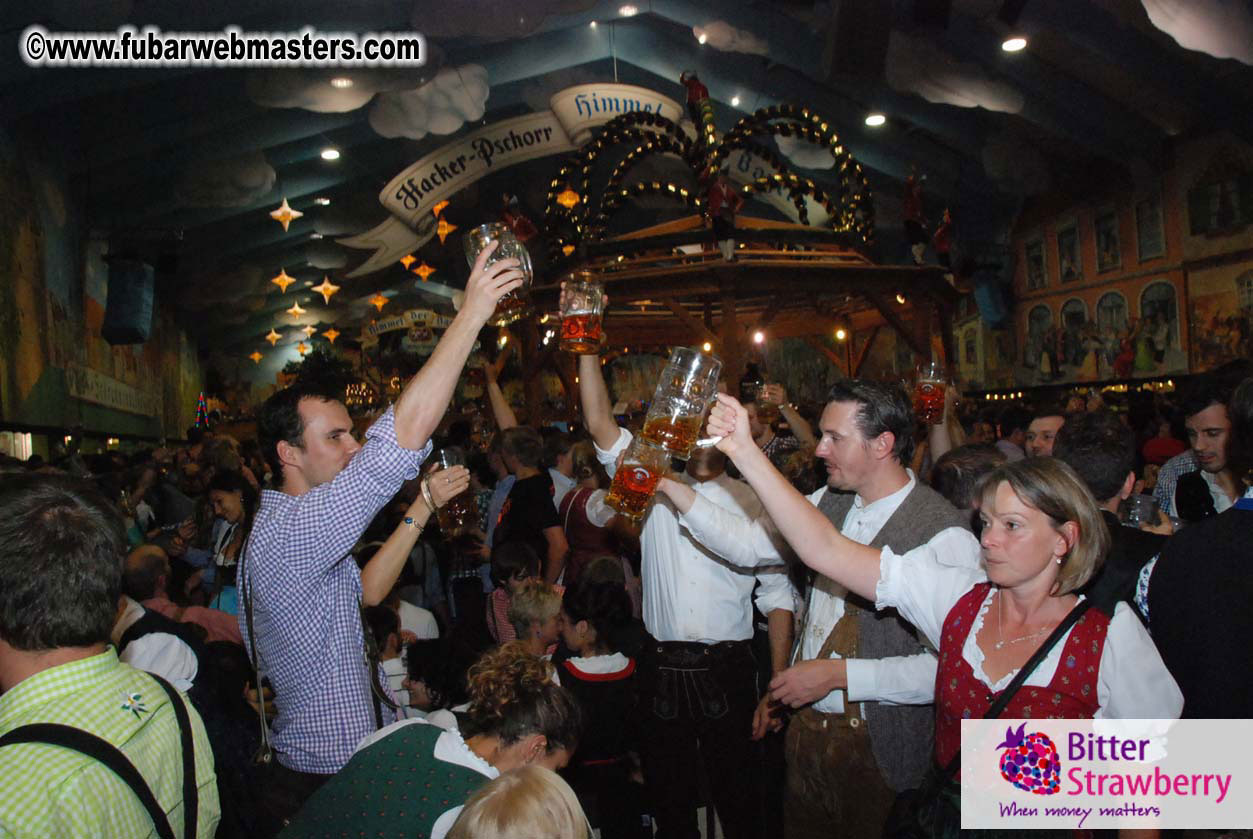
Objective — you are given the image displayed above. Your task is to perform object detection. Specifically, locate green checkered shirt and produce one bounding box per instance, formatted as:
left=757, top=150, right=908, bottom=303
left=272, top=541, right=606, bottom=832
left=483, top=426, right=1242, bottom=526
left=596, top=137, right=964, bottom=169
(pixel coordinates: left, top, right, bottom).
left=0, top=648, right=220, bottom=838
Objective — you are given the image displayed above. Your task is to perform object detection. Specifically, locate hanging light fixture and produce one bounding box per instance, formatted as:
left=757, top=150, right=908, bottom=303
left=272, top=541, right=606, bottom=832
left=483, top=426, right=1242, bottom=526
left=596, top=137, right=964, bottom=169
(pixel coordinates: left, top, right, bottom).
left=556, top=188, right=581, bottom=209
left=312, top=276, right=340, bottom=304
left=297, top=341, right=310, bottom=355
left=323, top=328, right=340, bottom=344
left=369, top=293, right=389, bottom=312
left=249, top=351, right=263, bottom=363
left=265, top=328, right=281, bottom=346
left=412, top=262, right=436, bottom=282
left=399, top=254, right=417, bottom=269
left=432, top=200, right=450, bottom=217
left=269, top=198, right=303, bottom=231
left=286, top=301, right=307, bottom=318
left=271, top=268, right=296, bottom=293
left=436, top=217, right=458, bottom=244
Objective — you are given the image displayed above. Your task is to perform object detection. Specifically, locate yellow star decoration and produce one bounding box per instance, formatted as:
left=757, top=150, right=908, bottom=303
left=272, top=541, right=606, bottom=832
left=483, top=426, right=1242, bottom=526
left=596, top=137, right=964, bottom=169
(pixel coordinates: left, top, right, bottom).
left=369, top=293, right=389, bottom=312
left=323, top=328, right=340, bottom=344
left=271, top=268, right=296, bottom=293
left=561, top=244, right=576, bottom=257
left=265, top=328, right=281, bottom=346
left=312, top=276, right=340, bottom=304
left=286, top=301, right=306, bottom=318
left=249, top=351, right=263, bottom=364
left=436, top=217, right=458, bottom=244
left=297, top=342, right=309, bottom=356
left=269, top=198, right=303, bottom=232
left=412, top=262, right=436, bottom=282
left=301, top=324, right=317, bottom=338
left=556, top=188, right=580, bottom=209
left=399, top=254, right=417, bottom=270
left=432, top=200, right=450, bottom=217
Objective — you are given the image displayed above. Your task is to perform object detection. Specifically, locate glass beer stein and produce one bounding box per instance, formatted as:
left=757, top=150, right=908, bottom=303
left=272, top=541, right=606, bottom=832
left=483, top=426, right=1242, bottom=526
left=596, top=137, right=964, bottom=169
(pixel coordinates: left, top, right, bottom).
left=913, top=361, right=947, bottom=426
left=639, top=347, right=723, bottom=459
left=463, top=223, right=533, bottom=327
left=433, top=447, right=479, bottom=538
left=605, top=437, right=672, bottom=522
left=560, top=273, right=605, bottom=354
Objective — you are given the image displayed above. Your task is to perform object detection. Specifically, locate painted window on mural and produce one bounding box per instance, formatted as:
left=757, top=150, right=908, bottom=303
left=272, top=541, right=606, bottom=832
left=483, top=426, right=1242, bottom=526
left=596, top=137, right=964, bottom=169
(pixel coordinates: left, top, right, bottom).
left=1025, top=238, right=1047, bottom=290
left=1024, top=304, right=1054, bottom=372
left=1188, top=174, right=1253, bottom=236
left=1136, top=192, right=1165, bottom=261
left=1095, top=209, right=1120, bottom=273
left=1097, top=292, right=1129, bottom=335
left=1239, top=272, right=1253, bottom=310
left=965, top=329, right=977, bottom=364
left=1057, top=223, right=1081, bottom=283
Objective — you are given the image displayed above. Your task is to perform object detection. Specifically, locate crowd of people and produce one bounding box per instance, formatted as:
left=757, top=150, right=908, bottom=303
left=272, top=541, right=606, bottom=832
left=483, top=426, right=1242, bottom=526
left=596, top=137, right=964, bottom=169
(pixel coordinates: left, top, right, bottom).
left=1, top=257, right=1249, bottom=839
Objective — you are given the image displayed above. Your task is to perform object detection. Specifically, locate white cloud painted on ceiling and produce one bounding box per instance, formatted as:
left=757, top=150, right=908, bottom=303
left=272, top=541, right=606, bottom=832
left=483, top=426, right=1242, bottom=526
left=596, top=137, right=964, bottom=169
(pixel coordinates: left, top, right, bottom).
left=411, top=0, right=594, bottom=38
left=885, top=30, right=1025, bottom=113
left=1141, top=0, right=1253, bottom=65
left=692, top=21, right=769, bottom=56
left=246, top=65, right=444, bottom=113
left=369, top=65, right=490, bottom=140
left=176, top=152, right=276, bottom=208
left=775, top=135, right=836, bottom=170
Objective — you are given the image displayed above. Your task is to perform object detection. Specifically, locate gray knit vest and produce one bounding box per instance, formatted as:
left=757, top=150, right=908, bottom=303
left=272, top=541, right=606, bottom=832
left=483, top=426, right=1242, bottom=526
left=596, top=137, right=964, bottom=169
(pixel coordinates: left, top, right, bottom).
left=811, top=481, right=970, bottom=791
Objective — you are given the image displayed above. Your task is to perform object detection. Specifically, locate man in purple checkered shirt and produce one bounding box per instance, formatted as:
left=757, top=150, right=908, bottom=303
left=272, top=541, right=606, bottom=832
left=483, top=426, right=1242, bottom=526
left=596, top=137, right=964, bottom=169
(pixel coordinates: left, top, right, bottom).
left=240, top=244, right=524, bottom=835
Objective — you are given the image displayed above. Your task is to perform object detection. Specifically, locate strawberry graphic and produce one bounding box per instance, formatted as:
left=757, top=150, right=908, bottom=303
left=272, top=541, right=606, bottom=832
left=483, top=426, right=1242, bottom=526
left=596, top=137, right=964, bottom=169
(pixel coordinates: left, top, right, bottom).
left=996, top=723, right=1061, bottom=795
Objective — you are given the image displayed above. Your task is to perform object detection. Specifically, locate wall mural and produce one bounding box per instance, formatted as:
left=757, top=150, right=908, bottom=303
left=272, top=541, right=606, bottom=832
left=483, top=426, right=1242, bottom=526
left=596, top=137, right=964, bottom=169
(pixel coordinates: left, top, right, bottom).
left=1017, top=279, right=1187, bottom=385
left=1189, top=265, right=1253, bottom=372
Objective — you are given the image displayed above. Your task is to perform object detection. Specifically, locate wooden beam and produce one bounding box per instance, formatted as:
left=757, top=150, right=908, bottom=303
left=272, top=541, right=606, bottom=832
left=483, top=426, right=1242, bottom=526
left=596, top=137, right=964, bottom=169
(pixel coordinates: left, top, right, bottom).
left=719, top=287, right=745, bottom=388
left=664, top=299, right=718, bottom=343
left=866, top=292, right=927, bottom=359
left=753, top=296, right=787, bottom=333
left=802, top=335, right=848, bottom=377
left=852, top=326, right=881, bottom=376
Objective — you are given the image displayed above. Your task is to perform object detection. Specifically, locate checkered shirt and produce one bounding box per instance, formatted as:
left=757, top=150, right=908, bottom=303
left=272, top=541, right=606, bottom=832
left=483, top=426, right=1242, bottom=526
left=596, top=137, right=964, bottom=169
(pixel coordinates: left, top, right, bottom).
left=1152, top=449, right=1198, bottom=518
left=240, top=405, right=431, bottom=774
left=0, top=649, right=220, bottom=838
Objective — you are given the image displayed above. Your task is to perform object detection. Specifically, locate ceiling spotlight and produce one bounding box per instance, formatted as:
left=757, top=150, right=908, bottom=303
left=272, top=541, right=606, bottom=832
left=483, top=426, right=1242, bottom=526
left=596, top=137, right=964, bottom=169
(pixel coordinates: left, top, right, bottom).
left=589, top=20, right=597, bottom=28
left=320, top=147, right=340, bottom=161
left=310, top=232, right=323, bottom=239
left=835, top=327, right=848, bottom=341
left=701, top=341, right=712, bottom=352
left=1001, top=36, right=1027, bottom=52
left=314, top=196, right=331, bottom=206
left=895, top=293, right=906, bottom=304
left=329, top=77, right=353, bottom=89
left=864, top=113, right=886, bottom=127
left=752, top=330, right=765, bottom=344
left=619, top=4, right=638, bottom=16
left=731, top=95, right=741, bottom=107
left=697, top=32, right=707, bottom=44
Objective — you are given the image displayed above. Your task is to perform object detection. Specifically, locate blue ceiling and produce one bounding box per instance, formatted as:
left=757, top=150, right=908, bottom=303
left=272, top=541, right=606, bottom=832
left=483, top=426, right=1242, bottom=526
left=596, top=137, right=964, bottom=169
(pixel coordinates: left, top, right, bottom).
left=2, top=0, right=1251, bottom=355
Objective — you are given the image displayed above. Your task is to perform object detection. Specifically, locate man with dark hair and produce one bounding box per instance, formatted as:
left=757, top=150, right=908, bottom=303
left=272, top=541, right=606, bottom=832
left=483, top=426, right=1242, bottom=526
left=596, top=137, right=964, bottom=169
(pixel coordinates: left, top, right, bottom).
left=994, top=405, right=1031, bottom=461
left=0, top=474, right=220, bottom=837
left=929, top=443, right=1007, bottom=513
left=1053, top=411, right=1165, bottom=617
left=1138, top=377, right=1253, bottom=716
left=241, top=248, right=522, bottom=832
left=577, top=345, right=795, bottom=839
left=1025, top=406, right=1066, bottom=457
left=495, top=426, right=568, bottom=585
left=1155, top=374, right=1240, bottom=524
left=654, top=377, right=980, bottom=839
left=542, top=429, right=576, bottom=510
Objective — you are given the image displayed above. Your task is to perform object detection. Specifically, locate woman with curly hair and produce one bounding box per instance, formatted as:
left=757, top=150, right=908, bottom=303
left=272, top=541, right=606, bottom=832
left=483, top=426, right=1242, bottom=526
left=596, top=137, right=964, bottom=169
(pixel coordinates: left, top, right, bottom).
left=281, top=641, right=581, bottom=839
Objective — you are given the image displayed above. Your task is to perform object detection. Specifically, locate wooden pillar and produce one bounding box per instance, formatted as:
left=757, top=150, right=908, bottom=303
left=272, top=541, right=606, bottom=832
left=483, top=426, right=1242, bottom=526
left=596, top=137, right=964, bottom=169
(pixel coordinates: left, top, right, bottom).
left=719, top=288, right=746, bottom=388
left=518, top=320, right=545, bottom=423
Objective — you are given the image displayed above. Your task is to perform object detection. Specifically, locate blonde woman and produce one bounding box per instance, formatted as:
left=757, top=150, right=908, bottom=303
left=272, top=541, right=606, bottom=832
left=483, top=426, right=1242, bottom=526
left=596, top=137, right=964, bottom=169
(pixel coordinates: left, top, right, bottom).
left=507, top=578, right=563, bottom=661
left=447, top=765, right=590, bottom=839
left=704, top=394, right=1181, bottom=829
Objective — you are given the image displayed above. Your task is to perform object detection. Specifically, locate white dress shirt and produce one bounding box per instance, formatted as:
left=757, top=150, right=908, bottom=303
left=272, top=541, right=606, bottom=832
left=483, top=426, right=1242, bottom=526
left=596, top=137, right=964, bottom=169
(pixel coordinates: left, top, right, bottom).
left=679, top=471, right=981, bottom=713
left=549, top=467, right=576, bottom=511
left=876, top=545, right=1184, bottom=719
left=597, top=428, right=795, bottom=643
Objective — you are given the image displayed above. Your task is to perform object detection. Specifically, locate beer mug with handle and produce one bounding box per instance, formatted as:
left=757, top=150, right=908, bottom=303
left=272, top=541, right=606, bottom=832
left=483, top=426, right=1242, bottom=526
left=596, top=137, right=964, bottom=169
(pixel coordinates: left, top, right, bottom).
left=639, top=347, right=723, bottom=459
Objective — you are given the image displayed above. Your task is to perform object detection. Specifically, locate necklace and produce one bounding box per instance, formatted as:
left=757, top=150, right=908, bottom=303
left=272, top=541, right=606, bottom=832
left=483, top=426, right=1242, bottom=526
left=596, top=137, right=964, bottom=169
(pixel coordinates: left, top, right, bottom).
left=994, top=589, right=1051, bottom=651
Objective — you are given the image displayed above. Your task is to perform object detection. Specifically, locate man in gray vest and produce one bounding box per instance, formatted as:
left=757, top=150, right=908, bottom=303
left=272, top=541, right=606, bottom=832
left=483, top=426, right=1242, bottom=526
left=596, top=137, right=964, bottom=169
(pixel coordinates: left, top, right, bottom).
left=657, top=379, right=981, bottom=838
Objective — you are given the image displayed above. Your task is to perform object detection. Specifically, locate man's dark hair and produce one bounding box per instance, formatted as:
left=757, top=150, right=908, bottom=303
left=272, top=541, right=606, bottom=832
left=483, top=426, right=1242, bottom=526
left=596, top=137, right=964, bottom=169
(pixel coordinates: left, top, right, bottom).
left=490, top=541, right=541, bottom=588
left=186, top=426, right=206, bottom=446
left=123, top=546, right=169, bottom=602
left=499, top=426, right=544, bottom=469
left=542, top=431, right=573, bottom=469
left=930, top=444, right=1008, bottom=510
left=256, top=381, right=342, bottom=485
left=1052, top=410, right=1136, bottom=503
left=1031, top=403, right=1068, bottom=423
left=1229, top=377, right=1253, bottom=488
left=825, top=379, right=915, bottom=465
left=0, top=474, right=125, bottom=651
left=997, top=406, right=1032, bottom=437
left=364, top=604, right=400, bottom=650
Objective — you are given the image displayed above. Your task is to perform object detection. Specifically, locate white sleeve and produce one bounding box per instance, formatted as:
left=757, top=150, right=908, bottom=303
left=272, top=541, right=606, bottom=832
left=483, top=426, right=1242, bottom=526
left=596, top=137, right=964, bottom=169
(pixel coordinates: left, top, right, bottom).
left=677, top=487, right=824, bottom=569
left=875, top=544, right=986, bottom=650
left=431, top=806, right=464, bottom=839
left=584, top=489, right=615, bottom=528
left=417, top=609, right=439, bottom=640
left=1094, top=601, right=1184, bottom=719
left=845, top=653, right=938, bottom=705
left=593, top=427, right=632, bottom=477
left=753, top=564, right=797, bottom=616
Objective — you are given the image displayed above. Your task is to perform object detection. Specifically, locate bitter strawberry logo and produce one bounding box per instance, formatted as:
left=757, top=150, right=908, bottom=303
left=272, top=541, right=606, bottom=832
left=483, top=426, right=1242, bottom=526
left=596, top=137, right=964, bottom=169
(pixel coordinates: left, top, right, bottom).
left=997, top=723, right=1061, bottom=795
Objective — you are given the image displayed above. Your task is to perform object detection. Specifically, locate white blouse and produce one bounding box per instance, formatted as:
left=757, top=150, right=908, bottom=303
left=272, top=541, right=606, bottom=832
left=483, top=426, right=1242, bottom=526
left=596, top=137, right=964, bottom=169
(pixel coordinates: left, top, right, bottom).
left=875, top=545, right=1183, bottom=719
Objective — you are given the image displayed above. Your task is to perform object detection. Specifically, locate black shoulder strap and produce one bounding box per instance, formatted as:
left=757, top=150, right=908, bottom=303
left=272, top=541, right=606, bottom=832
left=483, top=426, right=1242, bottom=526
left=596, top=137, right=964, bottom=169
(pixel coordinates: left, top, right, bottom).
left=0, top=673, right=197, bottom=839
left=937, top=596, right=1093, bottom=781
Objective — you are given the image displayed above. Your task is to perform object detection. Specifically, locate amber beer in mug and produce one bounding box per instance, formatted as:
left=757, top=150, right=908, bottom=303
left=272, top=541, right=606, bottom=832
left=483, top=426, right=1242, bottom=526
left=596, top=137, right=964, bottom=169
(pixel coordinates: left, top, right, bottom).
left=560, top=274, right=605, bottom=353
left=433, top=447, right=479, bottom=538
left=605, top=438, right=671, bottom=522
left=463, top=223, right=534, bottom=327
left=913, top=361, right=947, bottom=425
left=639, top=347, right=723, bottom=459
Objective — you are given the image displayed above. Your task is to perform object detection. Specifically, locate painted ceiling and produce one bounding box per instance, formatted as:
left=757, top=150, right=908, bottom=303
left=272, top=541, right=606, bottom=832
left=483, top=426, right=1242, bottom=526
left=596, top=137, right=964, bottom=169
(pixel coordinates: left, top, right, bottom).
left=2, top=0, right=1252, bottom=362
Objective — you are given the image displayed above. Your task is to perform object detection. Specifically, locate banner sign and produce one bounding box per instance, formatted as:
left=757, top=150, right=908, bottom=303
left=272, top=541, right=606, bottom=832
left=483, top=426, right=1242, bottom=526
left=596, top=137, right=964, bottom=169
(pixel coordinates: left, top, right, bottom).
left=65, top=364, right=162, bottom=417
left=340, top=83, right=682, bottom=277
left=362, top=308, right=453, bottom=341
left=960, top=718, right=1253, bottom=830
